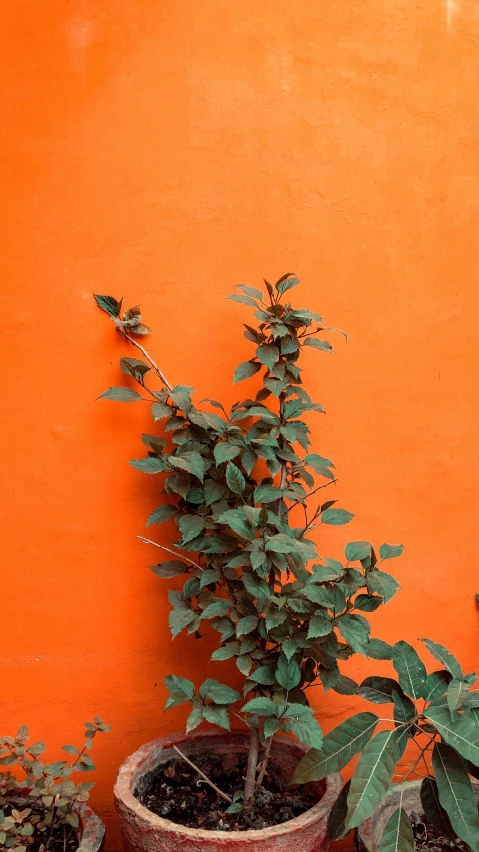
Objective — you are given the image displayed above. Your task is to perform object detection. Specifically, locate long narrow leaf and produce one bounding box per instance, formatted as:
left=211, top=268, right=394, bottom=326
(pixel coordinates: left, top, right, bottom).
left=345, top=729, right=398, bottom=829
left=292, top=712, right=379, bottom=782
left=432, top=742, right=479, bottom=850
left=378, top=806, right=415, bottom=852
left=425, top=705, right=479, bottom=766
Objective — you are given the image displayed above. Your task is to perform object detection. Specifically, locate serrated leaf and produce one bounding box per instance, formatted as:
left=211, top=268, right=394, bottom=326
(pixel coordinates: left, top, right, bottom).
left=367, top=571, right=401, bottom=604
left=345, top=729, right=398, bottom=828
left=293, top=712, right=379, bottom=783
left=94, top=294, right=122, bottom=316
left=178, top=514, right=205, bottom=544
left=227, top=293, right=259, bottom=307
left=379, top=543, right=404, bottom=561
left=307, top=613, right=333, bottom=639
left=203, top=705, right=231, bottom=730
left=366, top=639, right=394, bottom=660
left=248, top=665, right=275, bottom=685
left=233, top=360, right=261, bottom=384
left=170, top=451, right=207, bottom=482
left=345, top=541, right=372, bottom=562
left=226, top=462, right=245, bottom=495
left=98, top=386, right=142, bottom=402
left=321, top=508, right=354, bottom=526
left=200, top=679, right=240, bottom=705
left=254, top=484, right=283, bottom=503
left=256, top=343, right=279, bottom=371
left=420, top=639, right=463, bottom=680
left=392, top=640, right=428, bottom=701
left=378, top=807, right=414, bottom=852
left=242, top=697, right=277, bottom=716
left=146, top=504, right=177, bottom=526
left=338, top=614, right=370, bottom=654
left=303, top=338, right=333, bottom=353
left=129, top=457, right=165, bottom=474
left=354, top=594, right=383, bottom=612
left=236, top=615, right=259, bottom=637
left=214, top=442, right=241, bottom=465
left=276, top=273, right=300, bottom=296
left=284, top=716, right=323, bottom=749
left=276, top=655, right=301, bottom=690
left=432, top=742, right=479, bottom=849
left=164, top=675, right=195, bottom=710
left=304, top=454, right=335, bottom=480
left=238, top=283, right=264, bottom=300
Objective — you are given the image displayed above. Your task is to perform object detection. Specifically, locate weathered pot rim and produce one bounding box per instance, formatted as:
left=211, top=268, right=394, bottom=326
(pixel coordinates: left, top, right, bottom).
left=114, top=729, right=342, bottom=841
left=6, top=782, right=105, bottom=852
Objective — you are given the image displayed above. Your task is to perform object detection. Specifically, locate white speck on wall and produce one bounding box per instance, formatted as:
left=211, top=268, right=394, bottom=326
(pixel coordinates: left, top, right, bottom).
left=65, top=16, right=94, bottom=75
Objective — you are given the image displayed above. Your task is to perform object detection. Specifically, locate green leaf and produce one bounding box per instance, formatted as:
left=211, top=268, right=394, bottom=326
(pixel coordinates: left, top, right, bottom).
left=217, top=509, right=252, bottom=539
left=201, top=600, right=232, bottom=619
left=151, top=402, right=172, bottom=420
left=420, top=777, right=455, bottom=842
left=94, top=293, right=122, bottom=316
left=367, top=571, right=401, bottom=604
left=248, top=665, right=276, bottom=685
left=425, top=705, right=479, bottom=765
left=293, top=712, right=379, bottom=783
left=345, top=729, right=398, bottom=828
left=236, top=615, right=260, bottom=636
left=98, top=386, right=142, bottom=402
left=164, top=675, right=195, bottom=710
left=276, top=273, right=300, bottom=296
left=432, top=742, right=479, bottom=849
left=358, top=677, right=402, bottom=704
left=178, top=515, right=205, bottom=544
left=366, top=639, right=394, bottom=660
left=214, top=443, right=241, bottom=465
left=256, top=343, right=279, bottom=371
left=227, top=293, right=259, bottom=307
left=378, top=543, right=404, bottom=561
left=378, top=807, right=414, bottom=852
left=354, top=594, right=383, bottom=612
left=328, top=781, right=351, bottom=841
left=238, top=283, right=264, bottom=300
left=203, top=705, right=231, bottom=730
left=200, top=679, right=240, bottom=704
left=276, top=655, right=301, bottom=690
left=254, top=484, right=283, bottom=503
left=307, top=613, right=333, bottom=639
left=392, top=640, right=428, bottom=701
left=392, top=691, right=416, bottom=757
left=62, top=745, right=79, bottom=755
left=129, top=457, right=165, bottom=474
left=233, top=360, right=261, bottom=384
left=345, top=541, right=371, bottom=562
left=303, top=338, right=333, bottom=353
left=150, top=561, right=188, bottom=578
left=226, top=462, right=246, bottom=495
left=200, top=568, right=221, bottom=590
left=265, top=534, right=298, bottom=553
left=448, top=679, right=470, bottom=716
left=304, top=454, right=335, bottom=480
left=338, top=614, right=370, bottom=654
left=321, top=508, right=354, bottom=526
left=301, top=586, right=333, bottom=607
left=170, top=451, right=207, bottom=482
left=420, top=639, right=464, bottom=680
left=186, top=708, right=204, bottom=733
left=425, top=670, right=453, bottom=704
left=242, top=697, right=277, bottom=716
left=146, top=504, right=177, bottom=526
left=120, top=356, right=151, bottom=378
left=284, top=716, right=323, bottom=749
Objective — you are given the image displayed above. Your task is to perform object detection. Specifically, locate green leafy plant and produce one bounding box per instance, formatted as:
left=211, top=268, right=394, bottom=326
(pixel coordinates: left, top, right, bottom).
left=94, top=274, right=403, bottom=808
left=294, top=638, right=479, bottom=851
left=0, top=719, right=110, bottom=852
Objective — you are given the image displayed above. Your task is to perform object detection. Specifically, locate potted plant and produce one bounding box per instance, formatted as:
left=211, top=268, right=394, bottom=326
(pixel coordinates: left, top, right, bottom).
left=0, top=718, right=110, bottom=852
left=94, top=274, right=404, bottom=852
left=293, top=637, right=479, bottom=851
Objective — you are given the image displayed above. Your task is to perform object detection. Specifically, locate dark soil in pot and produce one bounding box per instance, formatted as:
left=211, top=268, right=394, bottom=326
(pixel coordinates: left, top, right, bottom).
left=1, top=800, right=78, bottom=852
left=137, top=750, right=317, bottom=831
left=409, top=811, right=467, bottom=851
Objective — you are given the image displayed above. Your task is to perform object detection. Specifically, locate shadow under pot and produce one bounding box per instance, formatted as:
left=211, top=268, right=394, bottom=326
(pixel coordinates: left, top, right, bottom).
left=113, top=730, right=342, bottom=852
left=354, top=778, right=479, bottom=852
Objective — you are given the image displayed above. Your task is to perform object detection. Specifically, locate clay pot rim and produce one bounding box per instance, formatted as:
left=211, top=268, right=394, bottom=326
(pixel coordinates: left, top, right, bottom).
left=114, top=729, right=342, bottom=841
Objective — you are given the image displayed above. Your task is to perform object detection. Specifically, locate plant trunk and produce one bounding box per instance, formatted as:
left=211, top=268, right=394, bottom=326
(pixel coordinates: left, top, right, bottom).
left=243, top=726, right=260, bottom=805
left=255, top=735, right=274, bottom=791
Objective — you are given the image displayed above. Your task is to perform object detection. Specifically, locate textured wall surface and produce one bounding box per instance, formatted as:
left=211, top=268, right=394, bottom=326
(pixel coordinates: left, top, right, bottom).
left=1, top=1, right=478, bottom=849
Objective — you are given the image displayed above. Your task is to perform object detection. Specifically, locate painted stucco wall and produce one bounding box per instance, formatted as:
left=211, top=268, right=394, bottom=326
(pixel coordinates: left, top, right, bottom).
left=1, top=1, right=478, bottom=849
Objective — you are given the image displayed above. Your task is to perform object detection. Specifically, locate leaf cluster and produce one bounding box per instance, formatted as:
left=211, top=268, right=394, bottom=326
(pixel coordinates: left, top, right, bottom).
left=0, top=719, right=110, bottom=852
left=294, top=639, right=479, bottom=851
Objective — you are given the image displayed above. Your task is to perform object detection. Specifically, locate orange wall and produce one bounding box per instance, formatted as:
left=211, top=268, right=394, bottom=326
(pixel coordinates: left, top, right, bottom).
left=1, top=1, right=479, bottom=849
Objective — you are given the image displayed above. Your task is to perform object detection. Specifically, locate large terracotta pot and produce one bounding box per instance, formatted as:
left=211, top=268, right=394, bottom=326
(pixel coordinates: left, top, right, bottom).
left=5, top=784, right=105, bottom=852
left=114, top=730, right=342, bottom=852
left=355, top=779, right=479, bottom=851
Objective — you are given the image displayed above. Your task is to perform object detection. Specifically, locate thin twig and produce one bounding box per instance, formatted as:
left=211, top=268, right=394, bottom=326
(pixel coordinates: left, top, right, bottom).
left=285, top=479, right=338, bottom=518
left=255, top=735, right=274, bottom=790
left=137, top=536, right=203, bottom=571
left=172, top=745, right=233, bottom=804
left=118, top=328, right=172, bottom=390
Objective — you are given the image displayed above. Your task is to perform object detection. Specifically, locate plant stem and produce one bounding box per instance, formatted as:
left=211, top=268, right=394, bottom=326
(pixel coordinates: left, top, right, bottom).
left=255, top=735, right=274, bottom=790
left=118, top=328, right=172, bottom=390
left=137, top=536, right=203, bottom=571
left=244, top=727, right=260, bottom=805
left=172, top=745, right=233, bottom=804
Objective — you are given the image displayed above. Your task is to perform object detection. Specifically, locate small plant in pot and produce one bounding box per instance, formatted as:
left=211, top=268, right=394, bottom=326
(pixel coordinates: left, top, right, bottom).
left=0, top=719, right=110, bottom=852
left=95, top=275, right=403, bottom=851
left=293, top=638, right=479, bottom=851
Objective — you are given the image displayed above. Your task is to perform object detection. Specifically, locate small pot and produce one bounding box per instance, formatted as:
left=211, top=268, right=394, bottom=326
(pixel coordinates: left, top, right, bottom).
left=354, top=779, right=479, bottom=851
left=5, top=784, right=105, bottom=852
left=114, top=730, right=342, bottom=852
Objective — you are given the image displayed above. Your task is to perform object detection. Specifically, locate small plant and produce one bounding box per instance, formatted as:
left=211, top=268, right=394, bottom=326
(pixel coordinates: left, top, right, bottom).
left=95, top=275, right=403, bottom=811
left=0, top=719, right=110, bottom=852
left=293, top=638, right=479, bottom=851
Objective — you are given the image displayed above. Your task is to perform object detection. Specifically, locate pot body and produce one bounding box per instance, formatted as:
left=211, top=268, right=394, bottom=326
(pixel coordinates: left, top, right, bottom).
left=355, top=779, right=479, bottom=852
left=114, top=730, right=342, bottom=852
left=5, top=785, right=105, bottom=852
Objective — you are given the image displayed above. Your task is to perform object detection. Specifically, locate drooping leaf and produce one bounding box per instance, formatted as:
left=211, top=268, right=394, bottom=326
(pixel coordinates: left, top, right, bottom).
left=304, top=454, right=336, bottom=480
left=367, top=571, right=401, bottom=604
left=293, top=713, right=379, bottom=783
left=432, top=742, right=479, bottom=849
left=227, top=293, right=259, bottom=307
left=146, top=504, right=177, bottom=526
left=276, top=655, right=301, bottom=690
left=337, top=614, right=370, bottom=654
left=425, top=705, right=479, bottom=766
left=150, top=561, right=188, bottom=579
left=425, top=670, right=453, bottom=704
left=447, top=679, right=470, bottom=717
left=420, top=639, right=464, bottom=680
left=256, top=343, right=279, bottom=371
left=321, top=508, right=354, bottom=526
left=420, top=777, right=455, bottom=842
left=186, top=708, right=204, bottom=733
left=98, top=386, right=142, bottom=402
left=178, top=514, right=205, bottom=544
left=203, top=705, right=231, bottom=730
left=366, top=639, right=394, bottom=660
left=392, top=641, right=428, bottom=701
left=378, top=807, right=415, bottom=852
left=242, top=697, right=277, bottom=716
left=328, top=781, right=351, bottom=841
left=345, top=541, right=372, bottom=562
left=392, top=690, right=416, bottom=757
left=345, top=729, right=398, bottom=829
left=129, top=457, right=165, bottom=474
left=214, top=443, right=241, bottom=465
left=358, top=677, right=402, bottom=705
left=233, top=360, right=262, bottom=384
left=284, top=715, right=323, bottom=750
left=164, top=675, right=195, bottom=710
left=303, top=338, right=333, bottom=354
left=199, top=678, right=240, bottom=705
